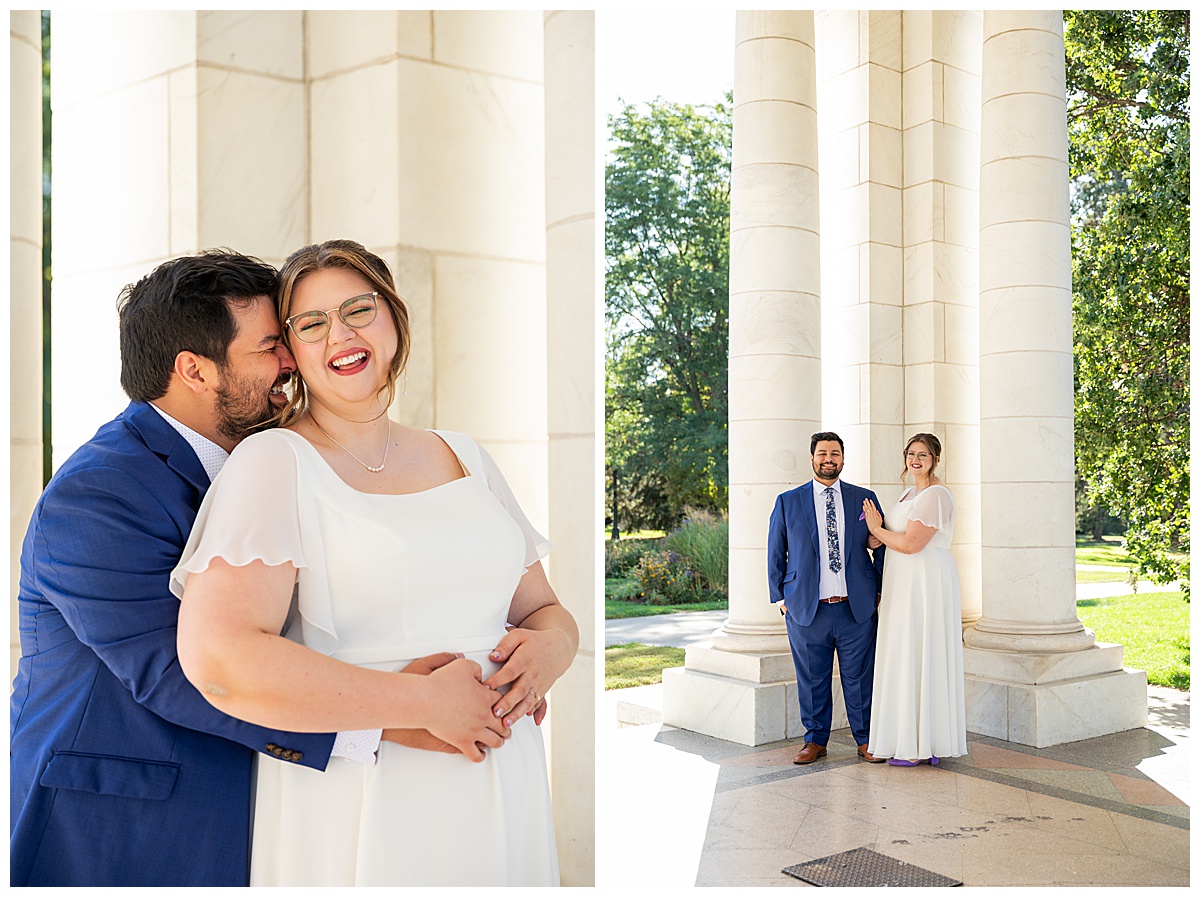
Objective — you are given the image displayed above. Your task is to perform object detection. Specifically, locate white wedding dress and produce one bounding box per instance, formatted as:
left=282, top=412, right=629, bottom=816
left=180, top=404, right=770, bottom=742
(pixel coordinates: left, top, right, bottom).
left=172, top=428, right=559, bottom=886
left=867, top=484, right=967, bottom=762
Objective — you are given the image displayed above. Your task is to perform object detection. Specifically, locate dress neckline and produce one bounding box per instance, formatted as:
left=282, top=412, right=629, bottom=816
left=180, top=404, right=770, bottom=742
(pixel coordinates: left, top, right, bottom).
left=899, top=482, right=949, bottom=502
left=270, top=427, right=472, bottom=498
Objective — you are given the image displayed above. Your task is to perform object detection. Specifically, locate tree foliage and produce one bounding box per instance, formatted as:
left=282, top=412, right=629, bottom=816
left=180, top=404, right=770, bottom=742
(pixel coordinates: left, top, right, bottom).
left=1065, top=10, right=1189, bottom=594
left=605, top=99, right=731, bottom=533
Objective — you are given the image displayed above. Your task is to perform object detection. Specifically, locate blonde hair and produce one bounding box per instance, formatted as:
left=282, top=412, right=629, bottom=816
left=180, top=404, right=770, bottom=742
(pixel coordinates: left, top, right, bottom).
left=900, top=432, right=942, bottom=480
left=275, top=240, right=411, bottom=427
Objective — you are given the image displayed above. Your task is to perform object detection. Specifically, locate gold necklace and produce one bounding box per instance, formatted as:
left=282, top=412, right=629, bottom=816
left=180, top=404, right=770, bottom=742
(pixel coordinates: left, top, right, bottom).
left=311, top=414, right=391, bottom=473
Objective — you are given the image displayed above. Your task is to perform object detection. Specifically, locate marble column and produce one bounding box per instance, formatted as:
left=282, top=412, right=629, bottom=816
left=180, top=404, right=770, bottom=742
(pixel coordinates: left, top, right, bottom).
left=542, top=10, right=595, bottom=886
left=899, top=10, right=984, bottom=625
left=663, top=10, right=820, bottom=746
left=10, top=10, right=44, bottom=682
left=963, top=10, right=1145, bottom=746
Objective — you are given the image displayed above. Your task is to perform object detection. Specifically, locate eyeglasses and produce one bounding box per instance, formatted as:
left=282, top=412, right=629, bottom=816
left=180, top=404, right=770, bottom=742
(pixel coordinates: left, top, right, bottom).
left=905, top=452, right=931, bottom=461
left=285, top=292, right=379, bottom=343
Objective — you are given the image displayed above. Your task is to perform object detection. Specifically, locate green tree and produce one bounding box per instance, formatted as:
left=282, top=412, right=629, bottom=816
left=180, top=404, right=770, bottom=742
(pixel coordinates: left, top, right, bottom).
left=605, top=98, right=731, bottom=533
left=1065, top=10, right=1189, bottom=594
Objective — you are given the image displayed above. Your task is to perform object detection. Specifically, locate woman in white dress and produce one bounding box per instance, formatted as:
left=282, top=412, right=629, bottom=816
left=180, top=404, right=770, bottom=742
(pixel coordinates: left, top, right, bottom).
left=173, top=239, right=577, bottom=885
left=861, top=433, right=967, bottom=767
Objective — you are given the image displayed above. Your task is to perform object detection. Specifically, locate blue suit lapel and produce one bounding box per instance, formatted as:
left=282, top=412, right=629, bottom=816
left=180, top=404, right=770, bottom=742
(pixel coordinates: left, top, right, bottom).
left=796, top=480, right=820, bottom=555
left=121, top=402, right=211, bottom=495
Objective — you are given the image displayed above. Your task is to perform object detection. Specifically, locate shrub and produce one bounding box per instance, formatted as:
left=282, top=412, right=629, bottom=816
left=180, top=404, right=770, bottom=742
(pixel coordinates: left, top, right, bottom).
left=635, top=549, right=699, bottom=605
left=664, top=510, right=728, bottom=595
left=604, top=536, right=662, bottom=578
left=606, top=578, right=643, bottom=602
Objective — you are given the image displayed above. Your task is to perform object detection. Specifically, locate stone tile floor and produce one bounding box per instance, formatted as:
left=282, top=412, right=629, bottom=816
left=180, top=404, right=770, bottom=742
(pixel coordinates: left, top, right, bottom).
left=598, top=687, right=1190, bottom=887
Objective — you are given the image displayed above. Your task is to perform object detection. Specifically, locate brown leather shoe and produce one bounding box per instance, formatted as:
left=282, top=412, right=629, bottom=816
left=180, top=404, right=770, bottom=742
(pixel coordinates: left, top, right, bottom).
left=857, top=744, right=885, bottom=763
left=792, top=742, right=827, bottom=765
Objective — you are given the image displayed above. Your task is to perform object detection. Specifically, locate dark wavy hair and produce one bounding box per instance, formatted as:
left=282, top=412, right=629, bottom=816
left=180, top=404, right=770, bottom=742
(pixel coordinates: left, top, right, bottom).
left=118, top=249, right=279, bottom=402
left=810, top=431, right=844, bottom=455
left=275, top=239, right=411, bottom=427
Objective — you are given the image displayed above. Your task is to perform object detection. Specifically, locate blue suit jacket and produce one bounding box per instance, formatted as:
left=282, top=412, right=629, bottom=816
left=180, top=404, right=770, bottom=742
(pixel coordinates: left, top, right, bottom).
left=767, top=479, right=885, bottom=627
left=10, top=402, right=335, bottom=886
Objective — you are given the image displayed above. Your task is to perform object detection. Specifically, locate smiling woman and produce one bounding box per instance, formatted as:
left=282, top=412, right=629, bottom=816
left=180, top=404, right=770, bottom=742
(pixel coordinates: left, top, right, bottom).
left=172, top=239, right=578, bottom=886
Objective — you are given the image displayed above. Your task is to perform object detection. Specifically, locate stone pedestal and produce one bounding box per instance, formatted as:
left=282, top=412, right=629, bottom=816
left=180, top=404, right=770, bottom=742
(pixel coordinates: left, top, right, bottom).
left=964, top=641, right=1148, bottom=747
left=664, top=647, right=852, bottom=747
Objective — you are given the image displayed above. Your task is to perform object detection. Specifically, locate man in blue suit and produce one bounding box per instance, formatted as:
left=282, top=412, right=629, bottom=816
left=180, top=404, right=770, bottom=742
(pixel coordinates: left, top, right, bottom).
left=768, top=432, right=886, bottom=765
left=10, top=251, right=427, bottom=885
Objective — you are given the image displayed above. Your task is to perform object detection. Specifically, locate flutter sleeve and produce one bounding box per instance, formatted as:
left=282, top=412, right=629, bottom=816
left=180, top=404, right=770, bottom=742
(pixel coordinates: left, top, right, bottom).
left=170, top=430, right=306, bottom=598
left=909, top=485, right=956, bottom=533
left=453, top=433, right=551, bottom=568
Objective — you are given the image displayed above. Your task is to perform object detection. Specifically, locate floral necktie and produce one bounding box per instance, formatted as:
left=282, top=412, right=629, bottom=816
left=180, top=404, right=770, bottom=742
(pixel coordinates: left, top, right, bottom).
left=825, top=486, right=841, bottom=574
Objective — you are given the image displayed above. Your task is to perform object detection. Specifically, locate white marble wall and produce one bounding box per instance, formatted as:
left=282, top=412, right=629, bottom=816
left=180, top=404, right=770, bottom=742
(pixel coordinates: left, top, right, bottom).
left=50, top=11, right=308, bottom=466
left=815, top=10, right=905, bottom=490
left=306, top=11, right=549, bottom=526
left=543, top=10, right=595, bottom=885
left=10, top=11, right=44, bottom=680
left=899, top=10, right=983, bottom=624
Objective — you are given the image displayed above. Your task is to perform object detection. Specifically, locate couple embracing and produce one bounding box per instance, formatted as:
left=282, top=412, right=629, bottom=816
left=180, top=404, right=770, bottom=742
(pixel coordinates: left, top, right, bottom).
left=769, top=431, right=967, bottom=767
left=11, top=241, right=576, bottom=886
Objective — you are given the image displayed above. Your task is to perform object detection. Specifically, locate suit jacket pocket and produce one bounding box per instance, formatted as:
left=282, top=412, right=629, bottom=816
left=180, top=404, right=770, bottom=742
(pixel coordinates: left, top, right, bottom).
left=39, top=751, right=180, bottom=800
left=782, top=570, right=797, bottom=584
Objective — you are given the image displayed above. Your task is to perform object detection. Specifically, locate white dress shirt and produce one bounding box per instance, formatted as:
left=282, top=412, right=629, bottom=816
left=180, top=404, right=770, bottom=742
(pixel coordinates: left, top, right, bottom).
left=151, top=403, right=381, bottom=765
left=811, top=477, right=849, bottom=600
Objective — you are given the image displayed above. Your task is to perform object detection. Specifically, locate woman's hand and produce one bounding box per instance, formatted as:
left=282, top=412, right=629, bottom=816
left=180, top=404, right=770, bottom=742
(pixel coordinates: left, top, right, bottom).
left=382, top=651, right=512, bottom=754
left=862, top=498, right=883, bottom=534
left=419, top=658, right=510, bottom=762
left=483, top=626, right=575, bottom=728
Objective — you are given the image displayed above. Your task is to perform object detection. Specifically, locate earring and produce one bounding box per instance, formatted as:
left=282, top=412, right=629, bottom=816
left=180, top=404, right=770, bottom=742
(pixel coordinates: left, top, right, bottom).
left=403, top=372, right=408, bottom=396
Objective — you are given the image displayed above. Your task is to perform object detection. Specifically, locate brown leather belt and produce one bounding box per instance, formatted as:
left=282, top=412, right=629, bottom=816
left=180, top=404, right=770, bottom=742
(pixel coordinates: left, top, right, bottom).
left=819, top=595, right=849, bottom=604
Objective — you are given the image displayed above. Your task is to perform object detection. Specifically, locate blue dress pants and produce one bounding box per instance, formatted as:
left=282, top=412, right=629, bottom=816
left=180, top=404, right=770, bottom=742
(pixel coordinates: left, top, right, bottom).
left=785, top=600, right=877, bottom=745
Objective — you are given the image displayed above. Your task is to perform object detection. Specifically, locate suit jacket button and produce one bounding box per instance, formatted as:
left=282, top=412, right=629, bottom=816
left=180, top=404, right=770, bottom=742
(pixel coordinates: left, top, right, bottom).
left=292, top=751, right=303, bottom=762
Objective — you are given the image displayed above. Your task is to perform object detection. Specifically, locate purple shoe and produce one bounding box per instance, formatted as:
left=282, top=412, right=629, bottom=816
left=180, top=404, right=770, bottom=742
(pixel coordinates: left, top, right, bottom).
left=930, top=756, right=939, bottom=766
left=887, top=758, right=919, bottom=767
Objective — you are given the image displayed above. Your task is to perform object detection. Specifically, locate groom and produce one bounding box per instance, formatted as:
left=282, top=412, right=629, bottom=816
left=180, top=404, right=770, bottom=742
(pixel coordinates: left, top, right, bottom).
left=767, top=432, right=886, bottom=764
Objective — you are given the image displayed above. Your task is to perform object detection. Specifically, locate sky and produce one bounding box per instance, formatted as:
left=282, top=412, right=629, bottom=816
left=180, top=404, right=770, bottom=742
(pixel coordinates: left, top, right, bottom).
left=597, top=10, right=735, bottom=119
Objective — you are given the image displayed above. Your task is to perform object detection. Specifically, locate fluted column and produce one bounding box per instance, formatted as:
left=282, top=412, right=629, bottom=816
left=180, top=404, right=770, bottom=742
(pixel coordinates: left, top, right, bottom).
left=719, top=9, right=822, bottom=655
left=11, top=11, right=44, bottom=682
left=969, top=11, right=1087, bottom=653
left=663, top=10, right=820, bottom=746
left=962, top=11, right=1144, bottom=746
left=542, top=10, right=594, bottom=886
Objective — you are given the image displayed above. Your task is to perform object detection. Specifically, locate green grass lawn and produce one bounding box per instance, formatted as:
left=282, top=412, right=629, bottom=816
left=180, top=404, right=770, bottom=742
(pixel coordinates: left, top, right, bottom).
left=605, top=642, right=686, bottom=689
left=1076, top=568, right=1134, bottom=584
left=605, top=598, right=728, bottom=619
left=1076, top=591, right=1190, bottom=689
left=1075, top=535, right=1132, bottom=566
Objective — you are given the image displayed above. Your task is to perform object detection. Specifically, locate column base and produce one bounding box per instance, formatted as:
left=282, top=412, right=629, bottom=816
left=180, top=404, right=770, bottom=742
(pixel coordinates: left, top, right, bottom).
left=964, top=641, right=1148, bottom=747
left=661, top=646, right=848, bottom=747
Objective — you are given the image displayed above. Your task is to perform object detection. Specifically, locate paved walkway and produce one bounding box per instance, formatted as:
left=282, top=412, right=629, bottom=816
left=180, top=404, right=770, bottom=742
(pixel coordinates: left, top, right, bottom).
left=604, top=578, right=1182, bottom=648
left=599, top=580, right=1189, bottom=887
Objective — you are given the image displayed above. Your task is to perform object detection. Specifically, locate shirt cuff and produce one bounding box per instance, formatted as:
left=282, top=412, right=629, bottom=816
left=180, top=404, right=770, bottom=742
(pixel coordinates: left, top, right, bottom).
left=331, top=728, right=383, bottom=765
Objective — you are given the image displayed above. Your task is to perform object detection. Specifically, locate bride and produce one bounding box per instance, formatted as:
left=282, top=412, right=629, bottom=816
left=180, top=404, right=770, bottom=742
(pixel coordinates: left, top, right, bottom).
left=173, top=239, right=577, bottom=885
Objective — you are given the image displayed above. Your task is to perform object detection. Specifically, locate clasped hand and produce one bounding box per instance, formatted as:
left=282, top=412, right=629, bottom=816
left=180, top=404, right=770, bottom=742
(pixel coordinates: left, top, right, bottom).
left=383, top=628, right=571, bottom=758
left=483, top=625, right=573, bottom=727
